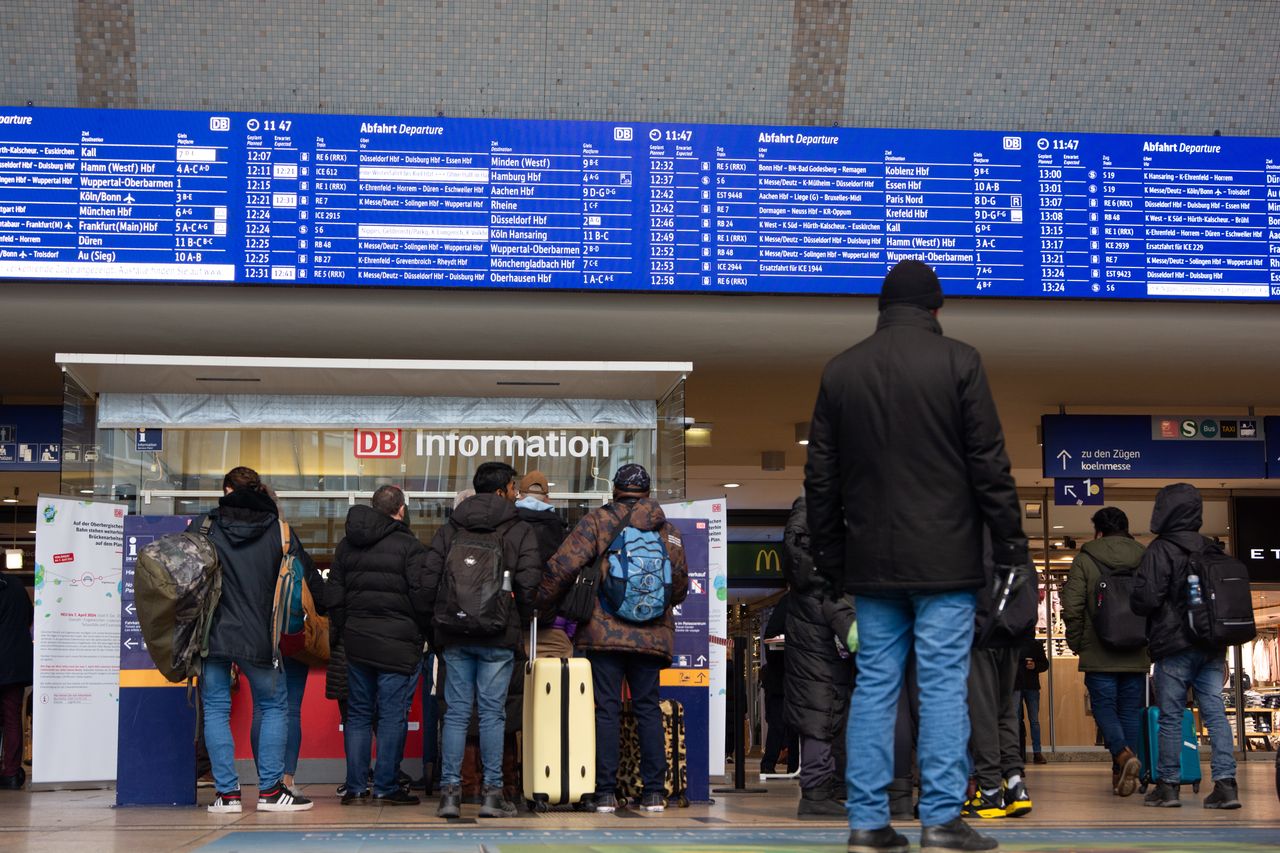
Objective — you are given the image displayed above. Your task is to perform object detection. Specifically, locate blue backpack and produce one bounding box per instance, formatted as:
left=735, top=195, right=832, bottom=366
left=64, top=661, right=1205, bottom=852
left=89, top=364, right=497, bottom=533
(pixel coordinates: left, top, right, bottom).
left=600, top=524, right=673, bottom=624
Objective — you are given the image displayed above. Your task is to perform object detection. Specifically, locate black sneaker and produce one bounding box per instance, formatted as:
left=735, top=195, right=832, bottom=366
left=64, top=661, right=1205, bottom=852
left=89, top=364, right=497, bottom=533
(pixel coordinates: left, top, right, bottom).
left=640, top=792, right=666, bottom=812
left=921, top=816, right=999, bottom=851
left=257, top=784, right=314, bottom=812
left=1202, top=778, right=1241, bottom=810
left=798, top=782, right=846, bottom=818
left=847, top=826, right=910, bottom=853
left=961, top=788, right=1005, bottom=819
left=375, top=788, right=420, bottom=806
left=207, top=789, right=242, bottom=814
left=341, top=788, right=370, bottom=805
left=591, top=792, right=619, bottom=813
left=1143, top=781, right=1181, bottom=808
left=479, top=785, right=518, bottom=817
left=1002, top=779, right=1032, bottom=818
left=437, top=784, right=461, bottom=819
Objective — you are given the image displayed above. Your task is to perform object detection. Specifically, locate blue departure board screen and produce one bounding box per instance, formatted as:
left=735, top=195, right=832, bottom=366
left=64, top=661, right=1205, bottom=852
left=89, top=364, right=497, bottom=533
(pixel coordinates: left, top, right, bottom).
left=1, top=105, right=1278, bottom=299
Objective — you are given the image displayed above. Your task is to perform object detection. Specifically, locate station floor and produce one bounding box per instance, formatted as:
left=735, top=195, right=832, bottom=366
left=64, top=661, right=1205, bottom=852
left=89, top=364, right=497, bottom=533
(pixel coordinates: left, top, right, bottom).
left=1, top=761, right=1278, bottom=852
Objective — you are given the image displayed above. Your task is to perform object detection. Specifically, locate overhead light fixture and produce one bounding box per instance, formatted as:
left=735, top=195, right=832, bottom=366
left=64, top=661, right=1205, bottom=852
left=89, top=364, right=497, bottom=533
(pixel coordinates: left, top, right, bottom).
left=4, top=549, right=21, bottom=570
left=547, top=482, right=556, bottom=487
left=794, top=422, right=811, bottom=446
left=1025, top=502, right=1042, bottom=519
left=722, top=482, right=741, bottom=489
left=685, top=421, right=713, bottom=448
left=1052, top=525, right=1064, bottom=530
left=79, top=489, right=95, bottom=495
left=2, top=487, right=17, bottom=504
left=761, top=451, right=786, bottom=472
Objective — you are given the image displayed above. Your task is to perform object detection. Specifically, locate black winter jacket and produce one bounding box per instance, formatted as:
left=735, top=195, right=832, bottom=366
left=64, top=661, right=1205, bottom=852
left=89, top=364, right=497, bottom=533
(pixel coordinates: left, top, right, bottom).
left=1131, top=484, right=1210, bottom=661
left=423, top=494, right=540, bottom=651
left=0, top=573, right=33, bottom=687
left=804, top=305, right=1025, bottom=594
left=517, top=503, right=569, bottom=570
left=327, top=505, right=432, bottom=676
left=760, top=594, right=789, bottom=697
left=1014, top=637, right=1049, bottom=692
left=205, top=488, right=312, bottom=669
left=782, top=497, right=857, bottom=741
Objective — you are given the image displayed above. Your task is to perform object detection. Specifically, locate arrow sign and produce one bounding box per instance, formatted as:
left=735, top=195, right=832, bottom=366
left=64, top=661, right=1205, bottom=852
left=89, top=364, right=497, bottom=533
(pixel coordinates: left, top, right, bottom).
left=123, top=637, right=137, bottom=650
left=1056, top=449, right=1072, bottom=471
left=125, top=603, right=135, bottom=616
left=696, top=654, right=708, bottom=667
left=1064, top=485, right=1077, bottom=499
left=1055, top=478, right=1104, bottom=507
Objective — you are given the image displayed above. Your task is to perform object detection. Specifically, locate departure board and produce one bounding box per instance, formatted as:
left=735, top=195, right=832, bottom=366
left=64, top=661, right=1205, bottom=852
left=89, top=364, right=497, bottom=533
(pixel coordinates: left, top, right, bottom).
left=1, top=105, right=1278, bottom=299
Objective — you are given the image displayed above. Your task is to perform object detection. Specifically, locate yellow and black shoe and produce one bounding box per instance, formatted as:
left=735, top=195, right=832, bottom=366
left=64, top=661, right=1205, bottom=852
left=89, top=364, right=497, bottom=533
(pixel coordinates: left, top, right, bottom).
left=961, top=788, right=1006, bottom=819
left=1003, top=777, right=1033, bottom=817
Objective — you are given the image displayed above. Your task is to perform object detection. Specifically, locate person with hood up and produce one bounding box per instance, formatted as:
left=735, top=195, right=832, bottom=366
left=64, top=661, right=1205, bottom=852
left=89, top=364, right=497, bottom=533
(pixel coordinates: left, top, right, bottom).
left=201, top=466, right=314, bottom=813
left=327, top=484, right=431, bottom=806
left=424, top=462, right=540, bottom=819
left=1131, top=483, right=1241, bottom=810
left=1060, top=507, right=1149, bottom=797
left=537, top=463, right=689, bottom=814
left=515, top=470, right=574, bottom=659
left=781, top=496, right=858, bottom=818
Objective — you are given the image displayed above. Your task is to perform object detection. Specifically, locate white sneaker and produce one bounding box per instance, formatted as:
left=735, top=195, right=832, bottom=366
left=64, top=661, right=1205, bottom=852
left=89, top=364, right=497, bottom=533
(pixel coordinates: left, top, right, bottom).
left=208, top=790, right=243, bottom=814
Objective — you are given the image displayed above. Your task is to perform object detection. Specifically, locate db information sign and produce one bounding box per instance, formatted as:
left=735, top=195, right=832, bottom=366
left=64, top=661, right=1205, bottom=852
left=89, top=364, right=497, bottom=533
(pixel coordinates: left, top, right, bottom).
left=354, top=429, right=402, bottom=458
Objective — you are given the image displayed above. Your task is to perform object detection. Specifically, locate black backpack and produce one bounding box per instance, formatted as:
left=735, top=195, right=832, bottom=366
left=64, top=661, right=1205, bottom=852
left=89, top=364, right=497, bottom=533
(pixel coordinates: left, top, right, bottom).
left=1088, top=553, right=1147, bottom=651
left=975, top=562, right=1038, bottom=649
left=434, top=522, right=512, bottom=637
left=1176, top=539, right=1256, bottom=649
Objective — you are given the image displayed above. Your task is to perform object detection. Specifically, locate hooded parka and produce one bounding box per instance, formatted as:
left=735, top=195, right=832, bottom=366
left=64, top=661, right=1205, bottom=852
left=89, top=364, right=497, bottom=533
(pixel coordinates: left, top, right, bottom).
left=1061, top=534, right=1151, bottom=672
left=1131, top=483, right=1211, bottom=662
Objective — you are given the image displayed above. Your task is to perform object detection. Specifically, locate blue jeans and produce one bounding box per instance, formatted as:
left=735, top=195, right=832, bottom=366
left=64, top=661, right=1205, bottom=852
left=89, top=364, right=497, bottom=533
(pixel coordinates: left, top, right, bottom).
left=1019, top=690, right=1042, bottom=753
left=201, top=657, right=288, bottom=794
left=344, top=661, right=417, bottom=797
left=1155, top=648, right=1236, bottom=783
left=848, top=590, right=976, bottom=830
left=1083, top=672, right=1144, bottom=763
left=588, top=651, right=667, bottom=796
left=251, top=656, right=308, bottom=777
left=440, top=645, right=514, bottom=790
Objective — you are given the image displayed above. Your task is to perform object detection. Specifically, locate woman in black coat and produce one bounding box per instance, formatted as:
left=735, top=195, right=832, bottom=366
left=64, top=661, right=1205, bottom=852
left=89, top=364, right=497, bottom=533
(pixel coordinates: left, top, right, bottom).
left=783, top=496, right=857, bottom=817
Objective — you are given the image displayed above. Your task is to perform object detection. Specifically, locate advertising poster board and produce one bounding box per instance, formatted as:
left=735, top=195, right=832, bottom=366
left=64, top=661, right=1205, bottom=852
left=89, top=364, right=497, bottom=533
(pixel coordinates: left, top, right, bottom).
left=663, top=498, right=728, bottom=777
left=32, top=496, right=125, bottom=785
left=663, top=518, right=710, bottom=803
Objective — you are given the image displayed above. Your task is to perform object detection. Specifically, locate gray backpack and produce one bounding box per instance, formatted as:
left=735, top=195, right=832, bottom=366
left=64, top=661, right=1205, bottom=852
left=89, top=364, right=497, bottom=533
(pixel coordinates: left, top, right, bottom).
left=135, top=518, right=222, bottom=682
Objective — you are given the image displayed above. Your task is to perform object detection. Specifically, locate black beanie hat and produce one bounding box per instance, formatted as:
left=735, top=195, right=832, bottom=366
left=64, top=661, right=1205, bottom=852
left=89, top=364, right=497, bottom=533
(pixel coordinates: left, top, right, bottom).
left=879, top=259, right=943, bottom=311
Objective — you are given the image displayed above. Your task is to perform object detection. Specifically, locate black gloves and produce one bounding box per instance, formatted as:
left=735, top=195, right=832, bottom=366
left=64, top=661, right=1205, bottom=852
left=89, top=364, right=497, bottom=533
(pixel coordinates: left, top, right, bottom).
left=993, top=538, right=1030, bottom=569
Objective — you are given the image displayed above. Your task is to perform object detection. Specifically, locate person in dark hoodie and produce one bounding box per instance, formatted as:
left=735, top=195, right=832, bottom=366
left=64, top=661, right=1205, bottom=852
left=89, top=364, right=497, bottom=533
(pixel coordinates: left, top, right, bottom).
left=1131, top=483, right=1241, bottom=810
left=0, top=563, right=33, bottom=790
left=537, top=463, right=689, bottom=814
left=781, top=496, right=858, bottom=818
left=201, top=467, right=313, bottom=813
left=424, top=462, right=540, bottom=819
left=515, top=469, right=573, bottom=658
left=1061, top=507, right=1149, bottom=797
left=327, top=484, right=431, bottom=806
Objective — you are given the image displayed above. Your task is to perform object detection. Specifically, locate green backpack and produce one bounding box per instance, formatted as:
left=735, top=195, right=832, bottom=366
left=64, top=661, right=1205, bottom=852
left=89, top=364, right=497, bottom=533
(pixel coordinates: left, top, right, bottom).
left=135, top=517, right=223, bottom=683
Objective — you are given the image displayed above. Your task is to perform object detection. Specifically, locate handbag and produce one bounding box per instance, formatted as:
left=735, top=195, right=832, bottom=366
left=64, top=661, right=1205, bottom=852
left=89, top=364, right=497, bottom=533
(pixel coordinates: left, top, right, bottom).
left=559, top=505, right=635, bottom=623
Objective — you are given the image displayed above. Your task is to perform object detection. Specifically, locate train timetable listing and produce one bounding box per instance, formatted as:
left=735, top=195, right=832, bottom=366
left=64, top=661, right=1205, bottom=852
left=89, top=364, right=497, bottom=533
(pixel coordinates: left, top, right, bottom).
left=0, top=105, right=1278, bottom=301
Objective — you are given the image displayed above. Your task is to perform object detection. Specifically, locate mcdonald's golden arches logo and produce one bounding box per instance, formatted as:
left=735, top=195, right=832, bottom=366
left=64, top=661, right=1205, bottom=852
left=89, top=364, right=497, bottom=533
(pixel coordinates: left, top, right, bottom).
left=754, top=548, right=781, bottom=575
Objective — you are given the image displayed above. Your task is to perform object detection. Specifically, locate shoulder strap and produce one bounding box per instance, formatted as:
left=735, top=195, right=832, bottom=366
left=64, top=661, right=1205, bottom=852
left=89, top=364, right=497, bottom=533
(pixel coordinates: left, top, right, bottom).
left=199, top=514, right=214, bottom=535
left=279, top=520, right=292, bottom=554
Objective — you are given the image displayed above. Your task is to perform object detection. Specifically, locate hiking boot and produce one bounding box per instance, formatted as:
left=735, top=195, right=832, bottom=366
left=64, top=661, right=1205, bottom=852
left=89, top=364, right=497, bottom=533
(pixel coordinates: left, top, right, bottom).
left=961, top=788, right=1005, bottom=819
left=207, top=789, right=242, bottom=814
left=1032, top=753, right=1047, bottom=765
left=847, top=826, right=910, bottom=853
left=798, top=782, right=847, bottom=817
left=1113, top=748, right=1140, bottom=797
left=1202, top=778, right=1242, bottom=810
left=590, top=792, right=619, bottom=813
left=1002, top=778, right=1032, bottom=818
left=1143, top=781, right=1181, bottom=808
left=640, top=792, right=666, bottom=812
left=437, top=785, right=462, bottom=818
left=341, top=788, right=370, bottom=805
left=375, top=788, right=420, bottom=806
left=921, top=816, right=999, bottom=851
left=479, top=785, right=519, bottom=818
left=257, top=784, right=313, bottom=811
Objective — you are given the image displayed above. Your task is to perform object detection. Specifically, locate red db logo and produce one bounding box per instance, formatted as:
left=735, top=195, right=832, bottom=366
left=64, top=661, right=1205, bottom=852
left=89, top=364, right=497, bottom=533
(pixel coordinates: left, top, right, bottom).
left=354, top=429, right=402, bottom=459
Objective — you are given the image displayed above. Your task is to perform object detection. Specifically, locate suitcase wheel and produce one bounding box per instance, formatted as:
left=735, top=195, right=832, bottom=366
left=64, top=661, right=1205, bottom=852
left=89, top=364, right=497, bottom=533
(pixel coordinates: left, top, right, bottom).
left=530, top=798, right=550, bottom=813
left=674, top=794, right=690, bottom=808
left=1192, top=781, right=1200, bottom=794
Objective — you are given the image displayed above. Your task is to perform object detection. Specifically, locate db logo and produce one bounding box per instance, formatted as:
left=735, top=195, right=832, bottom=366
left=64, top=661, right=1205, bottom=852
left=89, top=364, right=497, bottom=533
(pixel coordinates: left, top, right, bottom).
left=209, top=116, right=231, bottom=131
left=354, top=429, right=402, bottom=458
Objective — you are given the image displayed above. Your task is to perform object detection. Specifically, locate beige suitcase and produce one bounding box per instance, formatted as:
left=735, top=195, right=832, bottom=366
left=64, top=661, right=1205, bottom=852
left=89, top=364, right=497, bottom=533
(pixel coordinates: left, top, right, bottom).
left=521, top=620, right=595, bottom=810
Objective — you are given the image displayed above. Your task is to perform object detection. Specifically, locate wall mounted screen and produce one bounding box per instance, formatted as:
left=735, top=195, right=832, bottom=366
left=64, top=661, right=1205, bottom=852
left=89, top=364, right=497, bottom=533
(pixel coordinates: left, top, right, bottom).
left=1, top=106, right=1277, bottom=299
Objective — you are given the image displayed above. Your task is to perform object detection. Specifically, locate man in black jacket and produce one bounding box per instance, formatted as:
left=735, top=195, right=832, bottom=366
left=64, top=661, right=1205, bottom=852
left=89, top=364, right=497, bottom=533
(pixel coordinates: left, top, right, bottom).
left=201, top=467, right=314, bottom=813
left=424, top=462, right=540, bottom=819
left=327, top=485, right=431, bottom=806
left=1131, top=483, right=1240, bottom=810
left=515, top=469, right=573, bottom=658
left=804, top=260, right=1026, bottom=853
left=0, top=566, right=33, bottom=790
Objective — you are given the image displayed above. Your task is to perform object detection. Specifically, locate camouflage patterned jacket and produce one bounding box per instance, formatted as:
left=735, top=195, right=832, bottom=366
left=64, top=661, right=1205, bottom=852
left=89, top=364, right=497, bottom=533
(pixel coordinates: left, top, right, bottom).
left=537, top=496, right=688, bottom=664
